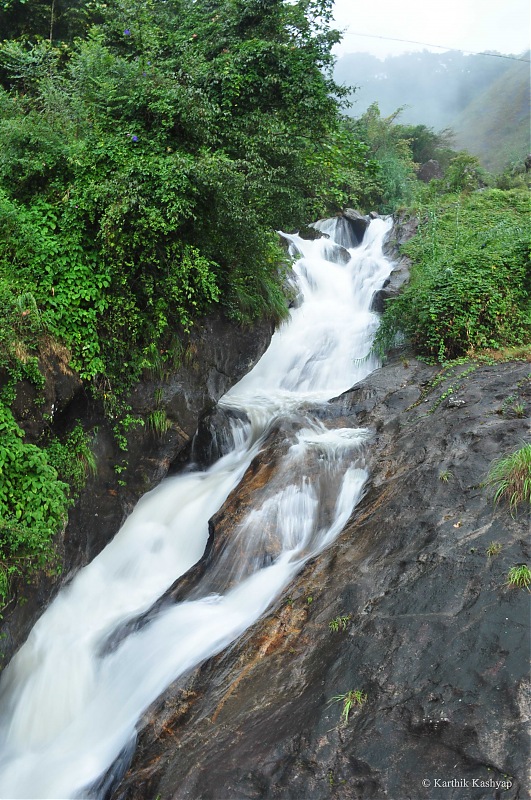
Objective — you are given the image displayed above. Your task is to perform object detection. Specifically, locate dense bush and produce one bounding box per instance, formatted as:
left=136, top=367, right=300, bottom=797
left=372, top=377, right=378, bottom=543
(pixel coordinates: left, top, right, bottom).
left=0, top=404, right=69, bottom=603
left=0, top=0, right=388, bottom=397
left=376, top=189, right=531, bottom=361
left=0, top=0, right=385, bottom=598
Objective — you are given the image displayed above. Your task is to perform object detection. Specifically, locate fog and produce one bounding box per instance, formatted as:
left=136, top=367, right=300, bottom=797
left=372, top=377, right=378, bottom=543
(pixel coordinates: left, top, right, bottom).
left=332, top=0, right=531, bottom=60
left=333, top=49, right=527, bottom=130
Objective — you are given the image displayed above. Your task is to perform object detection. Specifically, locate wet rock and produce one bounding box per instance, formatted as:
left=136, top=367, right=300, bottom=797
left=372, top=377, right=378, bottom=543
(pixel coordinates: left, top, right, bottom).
left=113, top=359, right=530, bottom=800
left=191, top=406, right=249, bottom=469
left=371, top=210, right=418, bottom=313
left=340, top=208, right=370, bottom=244
left=0, top=312, right=274, bottom=669
left=297, top=225, right=326, bottom=241
left=321, top=241, right=351, bottom=265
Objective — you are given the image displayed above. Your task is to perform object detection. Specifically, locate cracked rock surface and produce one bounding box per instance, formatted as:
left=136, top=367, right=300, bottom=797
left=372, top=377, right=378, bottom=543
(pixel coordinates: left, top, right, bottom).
left=113, top=357, right=530, bottom=800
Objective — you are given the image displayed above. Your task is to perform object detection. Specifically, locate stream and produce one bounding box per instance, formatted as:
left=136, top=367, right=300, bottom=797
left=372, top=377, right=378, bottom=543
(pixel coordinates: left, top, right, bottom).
left=0, top=215, right=393, bottom=799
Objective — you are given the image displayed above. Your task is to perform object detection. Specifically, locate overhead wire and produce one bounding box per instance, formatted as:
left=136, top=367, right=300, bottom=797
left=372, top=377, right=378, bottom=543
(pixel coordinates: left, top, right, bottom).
left=338, top=30, right=531, bottom=63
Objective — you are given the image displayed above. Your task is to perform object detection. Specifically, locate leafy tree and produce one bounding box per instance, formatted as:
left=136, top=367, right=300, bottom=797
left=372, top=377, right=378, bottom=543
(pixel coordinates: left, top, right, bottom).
left=445, top=152, right=486, bottom=192
left=392, top=122, right=456, bottom=170
left=344, top=104, right=418, bottom=212
left=0, top=0, right=98, bottom=44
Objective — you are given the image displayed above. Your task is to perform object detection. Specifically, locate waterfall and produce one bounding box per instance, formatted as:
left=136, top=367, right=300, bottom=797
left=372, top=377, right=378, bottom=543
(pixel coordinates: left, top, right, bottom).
left=0, top=216, right=393, bottom=799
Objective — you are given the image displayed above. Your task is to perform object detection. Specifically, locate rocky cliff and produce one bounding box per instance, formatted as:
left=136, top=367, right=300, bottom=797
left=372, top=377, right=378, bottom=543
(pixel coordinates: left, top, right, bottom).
left=112, top=356, right=530, bottom=800
left=1, top=213, right=529, bottom=800
left=0, top=313, right=274, bottom=669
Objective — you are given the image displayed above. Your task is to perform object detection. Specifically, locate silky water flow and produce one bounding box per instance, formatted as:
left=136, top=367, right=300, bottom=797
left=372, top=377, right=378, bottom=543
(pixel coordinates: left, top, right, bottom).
left=0, top=216, right=393, bottom=799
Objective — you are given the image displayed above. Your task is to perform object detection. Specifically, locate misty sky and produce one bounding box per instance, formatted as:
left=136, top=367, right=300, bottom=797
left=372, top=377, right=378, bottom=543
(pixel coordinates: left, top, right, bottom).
left=332, top=0, right=531, bottom=59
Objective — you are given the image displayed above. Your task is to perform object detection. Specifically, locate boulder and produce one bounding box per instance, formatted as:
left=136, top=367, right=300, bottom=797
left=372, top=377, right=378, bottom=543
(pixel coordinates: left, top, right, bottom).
left=417, top=159, right=443, bottom=182
left=339, top=208, right=370, bottom=246
left=371, top=210, right=418, bottom=313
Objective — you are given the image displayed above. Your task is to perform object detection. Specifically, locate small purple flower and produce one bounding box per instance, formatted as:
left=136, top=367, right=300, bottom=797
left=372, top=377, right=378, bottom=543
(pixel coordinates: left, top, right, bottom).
left=124, top=29, right=131, bottom=36
left=131, top=135, right=138, bottom=142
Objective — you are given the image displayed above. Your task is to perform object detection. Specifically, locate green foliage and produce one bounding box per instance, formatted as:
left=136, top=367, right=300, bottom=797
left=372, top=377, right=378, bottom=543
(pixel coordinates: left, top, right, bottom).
left=506, top=564, right=531, bottom=591
left=0, top=402, right=70, bottom=603
left=445, top=153, right=485, bottom=193
left=344, top=104, right=418, bottom=212
left=0, top=0, right=97, bottom=43
left=0, top=0, right=379, bottom=397
left=46, top=425, right=97, bottom=495
left=329, top=614, right=350, bottom=632
left=147, top=409, right=171, bottom=438
left=485, top=444, right=531, bottom=516
left=495, top=160, right=530, bottom=191
left=486, top=541, right=502, bottom=557
left=393, top=123, right=456, bottom=170
left=375, top=189, right=531, bottom=362
left=329, top=689, right=367, bottom=724
left=439, top=470, right=453, bottom=483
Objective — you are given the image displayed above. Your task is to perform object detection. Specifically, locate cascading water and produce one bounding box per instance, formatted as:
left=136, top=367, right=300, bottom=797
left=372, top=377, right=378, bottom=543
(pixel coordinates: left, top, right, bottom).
left=0, top=216, right=393, bottom=799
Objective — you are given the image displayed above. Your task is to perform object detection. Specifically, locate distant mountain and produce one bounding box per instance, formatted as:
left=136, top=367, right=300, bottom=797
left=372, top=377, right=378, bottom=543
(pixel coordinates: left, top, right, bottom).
left=451, top=58, right=530, bottom=172
left=335, top=50, right=530, bottom=171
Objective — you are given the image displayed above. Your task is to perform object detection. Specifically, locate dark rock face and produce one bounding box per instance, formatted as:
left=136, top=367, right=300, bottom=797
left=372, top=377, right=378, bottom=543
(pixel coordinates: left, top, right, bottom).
left=113, top=358, right=530, bottom=800
left=371, top=210, right=418, bottom=313
left=9, top=339, right=83, bottom=441
left=191, top=406, right=249, bottom=469
left=0, top=312, right=274, bottom=669
left=339, top=209, right=370, bottom=247
left=417, top=159, right=444, bottom=182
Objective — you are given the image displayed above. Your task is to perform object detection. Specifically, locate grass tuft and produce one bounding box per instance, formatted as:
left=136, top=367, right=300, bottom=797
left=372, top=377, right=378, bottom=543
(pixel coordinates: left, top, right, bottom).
left=506, top=564, right=531, bottom=591
left=485, top=443, right=531, bottom=516
left=329, top=689, right=367, bottom=724
left=147, top=409, right=171, bottom=437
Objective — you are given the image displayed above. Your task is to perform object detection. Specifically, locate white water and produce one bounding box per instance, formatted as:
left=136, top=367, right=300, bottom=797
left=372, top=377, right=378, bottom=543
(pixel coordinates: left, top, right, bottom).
left=0, top=216, right=393, bottom=799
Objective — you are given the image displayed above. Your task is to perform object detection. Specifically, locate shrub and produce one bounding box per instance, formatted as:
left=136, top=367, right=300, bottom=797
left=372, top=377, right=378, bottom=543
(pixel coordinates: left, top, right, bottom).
left=329, top=614, right=351, bottom=632
left=375, top=189, right=531, bottom=362
left=485, top=443, right=531, bottom=515
left=0, top=403, right=70, bottom=603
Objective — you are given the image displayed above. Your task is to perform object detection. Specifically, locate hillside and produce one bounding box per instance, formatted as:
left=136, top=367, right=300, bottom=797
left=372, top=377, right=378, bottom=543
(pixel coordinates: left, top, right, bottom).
left=335, top=49, right=530, bottom=171
left=452, top=58, right=530, bottom=172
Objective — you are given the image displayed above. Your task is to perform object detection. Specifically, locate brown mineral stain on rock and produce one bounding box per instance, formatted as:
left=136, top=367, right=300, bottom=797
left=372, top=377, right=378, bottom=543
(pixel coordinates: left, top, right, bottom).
left=113, top=359, right=530, bottom=800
